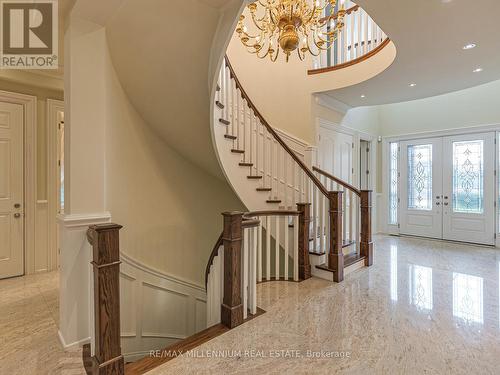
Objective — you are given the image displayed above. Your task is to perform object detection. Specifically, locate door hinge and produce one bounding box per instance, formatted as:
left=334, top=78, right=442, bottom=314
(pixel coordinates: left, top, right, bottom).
left=398, top=198, right=400, bottom=203
left=366, top=170, right=370, bottom=174
left=58, top=160, right=61, bottom=166
left=398, top=224, right=400, bottom=228
left=352, top=167, right=354, bottom=174
left=366, top=148, right=370, bottom=152
left=352, top=143, right=355, bottom=149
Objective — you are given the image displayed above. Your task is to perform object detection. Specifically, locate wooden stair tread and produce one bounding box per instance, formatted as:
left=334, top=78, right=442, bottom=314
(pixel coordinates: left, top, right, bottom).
left=247, top=175, right=262, bottom=179
left=231, top=149, right=244, bottom=154
left=256, top=187, right=272, bottom=192
left=219, top=118, right=230, bottom=125
left=309, top=236, right=356, bottom=248
left=125, top=308, right=265, bottom=374
left=224, top=134, right=237, bottom=140
left=239, top=162, right=253, bottom=167
left=315, top=254, right=365, bottom=273
left=124, top=324, right=228, bottom=374
left=215, top=101, right=224, bottom=109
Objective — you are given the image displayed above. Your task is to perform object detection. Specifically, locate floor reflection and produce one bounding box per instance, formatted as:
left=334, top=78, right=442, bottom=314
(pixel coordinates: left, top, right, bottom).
left=408, top=264, right=433, bottom=311
left=390, top=245, right=398, bottom=302
left=453, top=272, right=484, bottom=324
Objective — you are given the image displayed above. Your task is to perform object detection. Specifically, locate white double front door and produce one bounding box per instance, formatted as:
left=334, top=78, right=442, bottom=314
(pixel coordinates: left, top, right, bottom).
left=400, top=132, right=495, bottom=245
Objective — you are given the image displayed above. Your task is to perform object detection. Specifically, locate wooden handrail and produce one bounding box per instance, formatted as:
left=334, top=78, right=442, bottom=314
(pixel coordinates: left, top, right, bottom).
left=244, top=210, right=300, bottom=218
left=319, top=4, right=359, bottom=24
left=308, top=38, right=390, bottom=75
left=225, top=56, right=329, bottom=198
left=313, top=166, right=361, bottom=196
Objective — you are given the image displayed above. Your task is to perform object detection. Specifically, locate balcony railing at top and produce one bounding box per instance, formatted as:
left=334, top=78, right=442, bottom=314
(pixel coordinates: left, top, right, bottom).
left=309, top=2, right=389, bottom=74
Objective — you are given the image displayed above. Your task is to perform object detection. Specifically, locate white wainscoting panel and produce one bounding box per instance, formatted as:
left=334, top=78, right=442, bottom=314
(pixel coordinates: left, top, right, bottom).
left=35, top=200, right=50, bottom=273
left=120, top=253, right=207, bottom=362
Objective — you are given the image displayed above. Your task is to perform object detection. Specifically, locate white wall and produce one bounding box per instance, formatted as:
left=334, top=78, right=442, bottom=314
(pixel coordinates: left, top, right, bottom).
left=59, top=5, right=244, bottom=349
left=378, top=79, right=500, bottom=136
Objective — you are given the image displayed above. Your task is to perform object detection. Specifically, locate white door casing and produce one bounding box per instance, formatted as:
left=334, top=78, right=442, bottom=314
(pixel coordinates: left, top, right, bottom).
left=0, top=101, right=24, bottom=279
left=442, top=132, right=495, bottom=245
left=400, top=137, right=443, bottom=239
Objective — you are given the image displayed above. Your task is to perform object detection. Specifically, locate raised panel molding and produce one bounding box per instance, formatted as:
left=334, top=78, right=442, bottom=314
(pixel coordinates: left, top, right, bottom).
left=120, top=253, right=207, bottom=362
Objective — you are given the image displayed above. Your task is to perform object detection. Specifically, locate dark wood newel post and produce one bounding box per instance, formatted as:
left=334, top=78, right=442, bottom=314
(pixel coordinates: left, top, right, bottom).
left=86, top=223, right=124, bottom=375
left=297, top=203, right=311, bottom=280
left=328, top=191, right=344, bottom=282
left=221, top=212, right=244, bottom=329
left=360, top=190, right=374, bottom=266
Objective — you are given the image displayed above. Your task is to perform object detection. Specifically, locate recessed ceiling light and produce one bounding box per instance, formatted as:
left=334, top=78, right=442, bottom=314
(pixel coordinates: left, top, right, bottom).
left=463, top=43, right=476, bottom=50
left=409, top=83, right=417, bottom=87
left=473, top=67, right=483, bottom=73
left=360, top=95, right=366, bottom=98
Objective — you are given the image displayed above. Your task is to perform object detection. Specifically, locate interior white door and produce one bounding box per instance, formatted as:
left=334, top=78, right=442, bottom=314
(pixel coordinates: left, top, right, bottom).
left=442, top=133, right=495, bottom=245
left=400, top=138, right=443, bottom=239
left=0, top=101, right=24, bottom=279
left=318, top=127, right=353, bottom=184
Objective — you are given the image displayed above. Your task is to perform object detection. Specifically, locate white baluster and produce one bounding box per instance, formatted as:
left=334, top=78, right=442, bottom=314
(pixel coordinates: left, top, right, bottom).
left=284, top=215, right=289, bottom=280
left=257, top=222, right=262, bottom=282
left=275, top=216, right=280, bottom=280
left=213, top=255, right=220, bottom=324
left=255, top=119, right=260, bottom=177
left=236, top=89, right=242, bottom=150
left=266, top=215, right=271, bottom=280
left=249, top=111, right=253, bottom=166
left=206, top=266, right=212, bottom=325
left=343, top=14, right=349, bottom=63
left=356, top=10, right=362, bottom=58
left=350, top=12, right=355, bottom=61
left=277, top=146, right=281, bottom=200
left=231, top=79, right=236, bottom=137
left=363, top=11, right=369, bottom=55
left=284, top=156, right=288, bottom=208
left=242, top=228, right=248, bottom=319
left=293, top=215, right=299, bottom=281
left=249, top=227, right=257, bottom=315
left=319, top=190, right=324, bottom=254
left=242, top=99, right=247, bottom=159
left=263, top=130, right=267, bottom=187
left=312, top=183, right=318, bottom=253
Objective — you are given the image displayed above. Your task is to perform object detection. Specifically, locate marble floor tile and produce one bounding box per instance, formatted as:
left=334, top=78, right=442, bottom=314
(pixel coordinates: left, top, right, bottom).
left=0, top=271, right=86, bottom=375
left=149, top=235, right=500, bottom=375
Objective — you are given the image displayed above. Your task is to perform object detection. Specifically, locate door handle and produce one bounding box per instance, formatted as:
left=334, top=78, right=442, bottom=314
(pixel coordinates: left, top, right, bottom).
left=13, top=213, right=21, bottom=218
left=436, top=202, right=440, bottom=206
left=14, top=203, right=21, bottom=208
left=444, top=202, right=449, bottom=206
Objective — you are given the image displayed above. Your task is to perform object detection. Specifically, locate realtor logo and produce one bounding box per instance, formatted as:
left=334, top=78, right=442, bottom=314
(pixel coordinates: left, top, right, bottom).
left=0, top=0, right=58, bottom=69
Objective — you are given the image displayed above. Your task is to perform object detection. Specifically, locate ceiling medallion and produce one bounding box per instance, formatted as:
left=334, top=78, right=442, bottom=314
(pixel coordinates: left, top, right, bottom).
left=236, top=0, right=347, bottom=62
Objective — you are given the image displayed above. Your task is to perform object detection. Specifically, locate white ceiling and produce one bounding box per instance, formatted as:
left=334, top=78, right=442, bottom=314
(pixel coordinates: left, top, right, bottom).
left=323, top=0, right=500, bottom=107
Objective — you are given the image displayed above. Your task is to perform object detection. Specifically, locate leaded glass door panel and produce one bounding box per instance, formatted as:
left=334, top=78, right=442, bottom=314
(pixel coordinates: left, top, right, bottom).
left=400, top=138, right=443, bottom=238
left=442, top=133, right=495, bottom=245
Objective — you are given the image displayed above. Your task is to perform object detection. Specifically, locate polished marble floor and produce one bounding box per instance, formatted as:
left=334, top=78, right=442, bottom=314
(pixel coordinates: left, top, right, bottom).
left=0, top=271, right=85, bottom=375
left=150, top=235, right=500, bottom=375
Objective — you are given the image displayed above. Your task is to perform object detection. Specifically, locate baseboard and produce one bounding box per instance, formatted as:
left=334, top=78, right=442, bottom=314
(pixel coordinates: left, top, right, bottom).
left=58, top=330, right=90, bottom=350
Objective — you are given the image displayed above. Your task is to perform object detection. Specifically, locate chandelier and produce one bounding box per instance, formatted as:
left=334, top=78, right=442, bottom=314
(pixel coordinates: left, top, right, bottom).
left=236, top=0, right=346, bottom=62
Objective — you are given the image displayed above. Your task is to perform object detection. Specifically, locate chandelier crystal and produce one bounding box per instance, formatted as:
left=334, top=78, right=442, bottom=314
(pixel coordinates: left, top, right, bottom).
left=236, top=0, right=346, bottom=62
